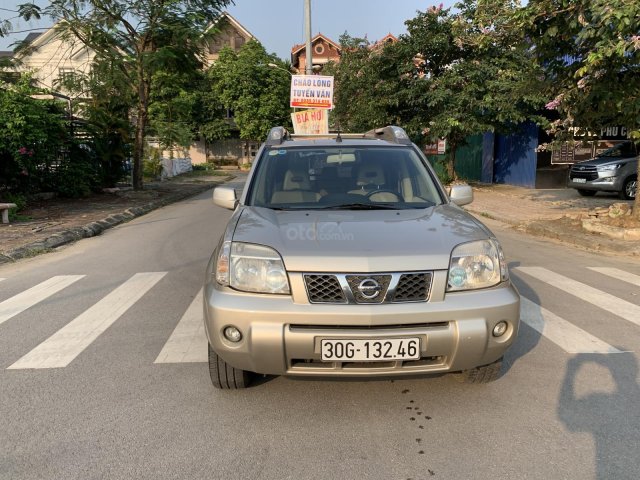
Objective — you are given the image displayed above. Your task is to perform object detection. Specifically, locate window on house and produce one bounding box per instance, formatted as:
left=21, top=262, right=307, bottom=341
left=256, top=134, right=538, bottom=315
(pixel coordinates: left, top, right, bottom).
left=57, top=67, right=76, bottom=87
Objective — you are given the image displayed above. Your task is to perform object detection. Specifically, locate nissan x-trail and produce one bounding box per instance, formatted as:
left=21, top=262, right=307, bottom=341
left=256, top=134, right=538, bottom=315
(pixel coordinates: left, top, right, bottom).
left=205, top=126, right=520, bottom=389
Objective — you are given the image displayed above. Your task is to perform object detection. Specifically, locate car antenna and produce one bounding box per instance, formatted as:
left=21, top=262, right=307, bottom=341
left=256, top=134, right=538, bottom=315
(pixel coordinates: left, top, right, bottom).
left=335, top=123, right=343, bottom=143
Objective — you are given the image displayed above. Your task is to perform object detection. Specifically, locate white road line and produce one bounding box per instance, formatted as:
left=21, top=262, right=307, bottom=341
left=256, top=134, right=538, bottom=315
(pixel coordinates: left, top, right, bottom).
left=0, top=276, right=85, bottom=326
left=520, top=297, right=623, bottom=354
left=517, top=267, right=640, bottom=327
left=154, top=289, right=207, bottom=363
left=8, top=272, right=166, bottom=369
left=588, top=267, right=640, bottom=288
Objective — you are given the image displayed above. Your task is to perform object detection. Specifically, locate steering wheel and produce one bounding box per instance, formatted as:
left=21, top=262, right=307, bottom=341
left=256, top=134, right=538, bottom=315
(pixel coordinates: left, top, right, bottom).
left=365, top=189, right=403, bottom=202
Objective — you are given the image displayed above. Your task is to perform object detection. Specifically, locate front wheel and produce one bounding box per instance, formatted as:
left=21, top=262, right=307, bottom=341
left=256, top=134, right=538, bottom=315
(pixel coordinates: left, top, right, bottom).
left=455, top=357, right=503, bottom=384
left=577, top=189, right=596, bottom=197
left=619, top=176, right=637, bottom=200
left=208, top=343, right=253, bottom=389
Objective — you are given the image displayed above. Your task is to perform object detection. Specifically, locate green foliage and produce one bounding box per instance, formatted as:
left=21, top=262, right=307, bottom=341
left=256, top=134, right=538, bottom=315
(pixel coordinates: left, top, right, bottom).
left=0, top=76, right=69, bottom=193
left=55, top=149, right=97, bottom=198
left=206, top=41, right=292, bottom=141
left=518, top=0, right=640, bottom=137
left=37, top=0, right=232, bottom=189
left=400, top=1, right=547, bottom=178
left=329, top=2, right=547, bottom=179
left=0, top=3, right=41, bottom=38
left=143, top=147, right=162, bottom=179
left=149, top=70, right=201, bottom=154
left=326, top=34, right=401, bottom=132
left=517, top=0, right=640, bottom=216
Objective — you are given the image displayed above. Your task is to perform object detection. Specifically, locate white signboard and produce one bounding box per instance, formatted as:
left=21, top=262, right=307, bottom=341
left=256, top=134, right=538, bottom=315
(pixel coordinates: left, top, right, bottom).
left=291, top=109, right=329, bottom=135
left=290, top=75, right=334, bottom=110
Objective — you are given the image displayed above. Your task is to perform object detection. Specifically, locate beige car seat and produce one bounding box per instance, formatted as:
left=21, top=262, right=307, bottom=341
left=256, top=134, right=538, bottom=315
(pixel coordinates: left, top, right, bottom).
left=271, top=168, right=321, bottom=204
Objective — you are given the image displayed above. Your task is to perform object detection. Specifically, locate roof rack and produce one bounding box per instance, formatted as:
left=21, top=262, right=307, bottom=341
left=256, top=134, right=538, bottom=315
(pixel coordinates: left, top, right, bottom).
left=364, top=126, right=412, bottom=145
left=265, top=125, right=412, bottom=146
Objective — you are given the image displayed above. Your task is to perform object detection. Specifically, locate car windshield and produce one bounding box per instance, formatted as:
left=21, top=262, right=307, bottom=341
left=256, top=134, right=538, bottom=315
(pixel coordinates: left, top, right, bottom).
left=596, top=141, right=637, bottom=158
left=247, top=146, right=444, bottom=210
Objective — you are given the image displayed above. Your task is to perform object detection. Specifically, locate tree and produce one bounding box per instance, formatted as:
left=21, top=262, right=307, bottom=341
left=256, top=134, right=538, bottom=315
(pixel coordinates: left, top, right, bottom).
left=397, top=1, right=548, bottom=179
left=32, top=0, right=231, bottom=189
left=66, top=59, right=134, bottom=188
left=327, top=2, right=547, bottom=181
left=326, top=34, right=402, bottom=132
left=206, top=40, right=291, bottom=144
left=517, top=0, right=640, bottom=218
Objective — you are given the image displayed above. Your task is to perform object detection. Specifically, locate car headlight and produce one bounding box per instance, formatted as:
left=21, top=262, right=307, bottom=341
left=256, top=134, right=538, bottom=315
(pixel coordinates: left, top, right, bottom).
left=447, top=239, right=507, bottom=292
left=597, top=164, right=621, bottom=172
left=215, top=241, right=290, bottom=294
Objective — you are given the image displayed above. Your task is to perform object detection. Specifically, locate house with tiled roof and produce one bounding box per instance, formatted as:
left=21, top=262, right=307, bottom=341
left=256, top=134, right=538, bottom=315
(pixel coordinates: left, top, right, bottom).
left=291, top=33, right=342, bottom=73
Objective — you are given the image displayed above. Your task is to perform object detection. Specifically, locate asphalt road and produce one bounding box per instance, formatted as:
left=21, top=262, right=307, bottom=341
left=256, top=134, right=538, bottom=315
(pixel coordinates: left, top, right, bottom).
left=1, top=180, right=639, bottom=480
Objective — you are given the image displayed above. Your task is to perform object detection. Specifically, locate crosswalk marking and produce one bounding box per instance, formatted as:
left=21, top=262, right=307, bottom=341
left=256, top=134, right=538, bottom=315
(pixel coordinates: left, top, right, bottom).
left=8, top=272, right=166, bottom=369
left=2, top=265, right=639, bottom=370
left=520, top=297, right=623, bottom=354
left=154, top=289, right=207, bottom=363
left=517, top=267, right=640, bottom=327
left=0, top=276, right=85, bottom=326
left=587, top=267, right=640, bottom=288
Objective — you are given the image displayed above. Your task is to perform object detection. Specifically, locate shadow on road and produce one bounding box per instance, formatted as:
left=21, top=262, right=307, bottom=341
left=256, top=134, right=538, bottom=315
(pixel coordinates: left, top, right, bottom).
left=503, top=261, right=542, bottom=376
left=558, top=353, right=640, bottom=479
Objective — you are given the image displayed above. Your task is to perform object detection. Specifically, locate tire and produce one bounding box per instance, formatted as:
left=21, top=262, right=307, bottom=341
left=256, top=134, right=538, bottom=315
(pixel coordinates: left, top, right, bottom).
left=208, top=343, right=252, bottom=389
left=577, top=189, right=596, bottom=197
left=619, top=176, right=637, bottom=200
left=455, top=357, right=503, bottom=384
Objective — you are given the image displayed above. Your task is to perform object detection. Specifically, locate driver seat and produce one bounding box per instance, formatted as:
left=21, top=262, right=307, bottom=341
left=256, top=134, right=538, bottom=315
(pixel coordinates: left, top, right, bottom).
left=271, top=168, right=321, bottom=204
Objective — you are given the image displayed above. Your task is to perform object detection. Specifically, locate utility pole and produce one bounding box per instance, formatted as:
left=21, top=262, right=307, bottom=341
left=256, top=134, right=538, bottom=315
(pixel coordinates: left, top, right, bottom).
left=304, top=0, right=313, bottom=74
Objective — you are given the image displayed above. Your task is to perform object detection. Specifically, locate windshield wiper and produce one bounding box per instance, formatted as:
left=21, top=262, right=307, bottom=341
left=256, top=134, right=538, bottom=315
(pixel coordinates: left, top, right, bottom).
left=316, top=202, right=401, bottom=210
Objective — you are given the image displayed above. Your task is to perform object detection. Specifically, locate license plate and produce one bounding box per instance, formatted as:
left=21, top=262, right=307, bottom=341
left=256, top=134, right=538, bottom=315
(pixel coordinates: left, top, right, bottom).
left=320, top=338, right=420, bottom=362
left=573, top=178, right=587, bottom=183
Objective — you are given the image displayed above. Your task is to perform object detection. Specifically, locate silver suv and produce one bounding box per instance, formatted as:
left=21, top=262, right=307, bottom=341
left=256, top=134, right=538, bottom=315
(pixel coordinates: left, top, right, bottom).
left=205, top=126, right=520, bottom=389
left=568, top=141, right=638, bottom=200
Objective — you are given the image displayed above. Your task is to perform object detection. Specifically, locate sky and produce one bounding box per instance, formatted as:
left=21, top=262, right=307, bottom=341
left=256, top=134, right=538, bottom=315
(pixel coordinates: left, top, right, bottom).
left=0, top=0, right=456, bottom=59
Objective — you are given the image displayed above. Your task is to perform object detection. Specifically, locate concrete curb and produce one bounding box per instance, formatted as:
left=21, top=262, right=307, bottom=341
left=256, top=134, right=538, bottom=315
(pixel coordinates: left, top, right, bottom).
left=0, top=181, right=223, bottom=264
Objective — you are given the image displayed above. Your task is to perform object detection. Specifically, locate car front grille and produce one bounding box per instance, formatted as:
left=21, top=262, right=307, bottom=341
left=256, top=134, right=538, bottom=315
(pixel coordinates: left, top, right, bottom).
left=303, top=272, right=432, bottom=304
left=394, top=273, right=431, bottom=302
left=303, top=274, right=346, bottom=303
left=570, top=165, right=598, bottom=181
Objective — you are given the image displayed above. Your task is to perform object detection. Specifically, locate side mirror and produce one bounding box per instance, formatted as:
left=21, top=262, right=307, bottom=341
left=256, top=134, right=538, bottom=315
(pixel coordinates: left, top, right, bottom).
left=449, top=184, right=473, bottom=206
left=213, top=187, right=238, bottom=210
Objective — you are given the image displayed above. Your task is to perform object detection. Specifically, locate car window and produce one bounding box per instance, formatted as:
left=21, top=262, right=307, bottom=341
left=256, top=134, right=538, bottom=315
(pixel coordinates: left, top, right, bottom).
left=248, top=146, right=444, bottom=210
left=597, top=141, right=637, bottom=158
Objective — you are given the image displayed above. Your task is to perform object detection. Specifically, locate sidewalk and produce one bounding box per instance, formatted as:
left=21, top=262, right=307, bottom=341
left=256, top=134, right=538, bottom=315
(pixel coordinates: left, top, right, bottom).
left=465, top=184, right=640, bottom=257
left=0, top=174, right=232, bottom=264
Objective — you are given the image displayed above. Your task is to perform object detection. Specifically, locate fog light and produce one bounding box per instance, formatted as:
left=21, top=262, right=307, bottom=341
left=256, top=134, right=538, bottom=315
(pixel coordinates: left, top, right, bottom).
left=223, top=326, right=242, bottom=343
left=492, top=321, right=508, bottom=337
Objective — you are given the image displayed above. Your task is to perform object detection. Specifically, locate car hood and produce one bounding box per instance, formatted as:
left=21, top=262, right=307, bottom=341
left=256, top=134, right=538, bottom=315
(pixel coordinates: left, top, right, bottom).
left=231, top=205, right=492, bottom=272
left=574, top=156, right=638, bottom=167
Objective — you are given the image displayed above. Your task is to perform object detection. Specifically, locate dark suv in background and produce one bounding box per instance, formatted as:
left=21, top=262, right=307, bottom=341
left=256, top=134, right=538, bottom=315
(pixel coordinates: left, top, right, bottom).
left=568, top=141, right=638, bottom=200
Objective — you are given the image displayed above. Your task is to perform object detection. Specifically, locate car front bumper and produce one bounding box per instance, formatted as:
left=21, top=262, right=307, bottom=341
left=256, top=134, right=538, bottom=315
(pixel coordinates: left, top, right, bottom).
left=204, top=271, right=520, bottom=378
left=568, top=173, right=624, bottom=192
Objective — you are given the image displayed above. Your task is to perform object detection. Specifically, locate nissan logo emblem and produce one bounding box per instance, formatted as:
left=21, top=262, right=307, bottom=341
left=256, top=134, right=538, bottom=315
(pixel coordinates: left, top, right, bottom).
left=358, top=278, right=382, bottom=299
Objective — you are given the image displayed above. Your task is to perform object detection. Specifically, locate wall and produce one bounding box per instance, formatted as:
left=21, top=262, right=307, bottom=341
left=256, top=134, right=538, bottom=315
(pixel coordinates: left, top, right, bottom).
left=17, top=32, right=94, bottom=92
left=494, top=122, right=539, bottom=188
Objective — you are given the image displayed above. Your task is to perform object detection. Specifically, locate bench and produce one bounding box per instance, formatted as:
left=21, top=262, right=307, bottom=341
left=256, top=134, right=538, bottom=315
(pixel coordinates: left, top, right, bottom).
left=0, top=203, right=17, bottom=224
